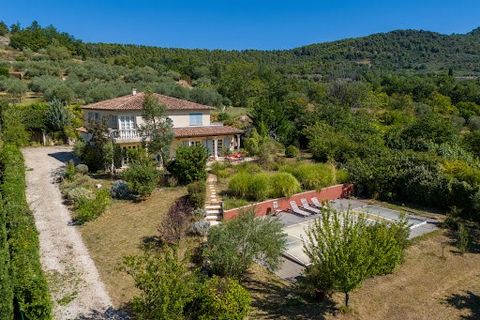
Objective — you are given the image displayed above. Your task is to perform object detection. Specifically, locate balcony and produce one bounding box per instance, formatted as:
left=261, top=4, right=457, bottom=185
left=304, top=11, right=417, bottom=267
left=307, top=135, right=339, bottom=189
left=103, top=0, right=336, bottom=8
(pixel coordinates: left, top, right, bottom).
left=111, top=129, right=140, bottom=141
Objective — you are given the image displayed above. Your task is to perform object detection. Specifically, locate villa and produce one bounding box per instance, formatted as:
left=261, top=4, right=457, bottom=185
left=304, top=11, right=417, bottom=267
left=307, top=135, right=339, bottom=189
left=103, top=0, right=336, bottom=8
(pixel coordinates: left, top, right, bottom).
left=79, top=90, right=243, bottom=165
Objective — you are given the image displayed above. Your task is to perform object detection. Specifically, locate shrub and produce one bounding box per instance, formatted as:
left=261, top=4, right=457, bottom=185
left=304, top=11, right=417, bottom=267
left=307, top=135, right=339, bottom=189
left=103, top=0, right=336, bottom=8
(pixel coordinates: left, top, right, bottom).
left=194, top=276, right=251, bottom=320
left=75, top=164, right=89, bottom=174
left=228, top=172, right=250, bottom=198
left=65, top=186, right=94, bottom=204
left=203, top=211, right=286, bottom=279
left=167, top=145, right=208, bottom=184
left=192, top=208, right=206, bottom=221
left=285, top=145, right=300, bottom=158
left=1, top=106, right=30, bottom=146
left=122, top=159, right=160, bottom=198
left=158, top=196, right=192, bottom=244
left=64, top=160, right=76, bottom=181
left=336, top=168, right=349, bottom=183
left=187, top=181, right=206, bottom=209
left=210, top=162, right=232, bottom=179
left=110, top=180, right=132, bottom=200
left=74, top=189, right=111, bottom=224
left=247, top=173, right=271, bottom=201
left=229, top=171, right=271, bottom=201
left=190, top=220, right=210, bottom=237
left=270, top=172, right=301, bottom=198
left=122, top=247, right=197, bottom=320
left=283, top=163, right=336, bottom=190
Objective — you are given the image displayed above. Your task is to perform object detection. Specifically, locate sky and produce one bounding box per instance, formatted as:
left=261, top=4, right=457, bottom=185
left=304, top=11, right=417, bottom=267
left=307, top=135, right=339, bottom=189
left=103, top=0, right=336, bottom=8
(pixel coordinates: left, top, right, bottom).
left=1, top=0, right=480, bottom=50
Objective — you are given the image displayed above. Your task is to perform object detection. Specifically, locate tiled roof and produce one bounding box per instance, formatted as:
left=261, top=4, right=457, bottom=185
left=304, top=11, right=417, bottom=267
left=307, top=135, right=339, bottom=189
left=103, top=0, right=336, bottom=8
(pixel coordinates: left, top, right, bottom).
left=81, top=92, right=214, bottom=111
left=173, top=126, right=243, bottom=138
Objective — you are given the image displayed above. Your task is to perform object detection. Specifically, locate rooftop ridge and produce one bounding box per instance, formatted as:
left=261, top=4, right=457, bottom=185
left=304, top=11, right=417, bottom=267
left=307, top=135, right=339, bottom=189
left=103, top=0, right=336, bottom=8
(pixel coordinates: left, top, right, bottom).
left=81, top=92, right=215, bottom=111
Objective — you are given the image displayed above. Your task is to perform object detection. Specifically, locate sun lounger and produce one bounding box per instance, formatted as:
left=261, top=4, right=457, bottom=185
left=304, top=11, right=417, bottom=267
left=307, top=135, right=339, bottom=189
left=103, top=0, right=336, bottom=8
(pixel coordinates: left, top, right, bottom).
left=289, top=201, right=311, bottom=217
left=300, top=198, right=321, bottom=214
left=311, top=197, right=324, bottom=209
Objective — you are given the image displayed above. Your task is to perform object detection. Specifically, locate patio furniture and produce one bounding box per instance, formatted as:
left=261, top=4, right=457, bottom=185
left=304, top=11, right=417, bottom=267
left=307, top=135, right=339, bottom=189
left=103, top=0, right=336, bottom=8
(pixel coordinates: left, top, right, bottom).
left=311, top=197, right=324, bottom=209
left=300, top=198, right=321, bottom=214
left=289, top=201, right=311, bottom=217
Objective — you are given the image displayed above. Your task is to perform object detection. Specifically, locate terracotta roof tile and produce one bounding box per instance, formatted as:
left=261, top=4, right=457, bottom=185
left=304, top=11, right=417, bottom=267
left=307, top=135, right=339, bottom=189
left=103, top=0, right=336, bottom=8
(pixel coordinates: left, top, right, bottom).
left=81, top=92, right=214, bottom=111
left=173, top=126, right=243, bottom=138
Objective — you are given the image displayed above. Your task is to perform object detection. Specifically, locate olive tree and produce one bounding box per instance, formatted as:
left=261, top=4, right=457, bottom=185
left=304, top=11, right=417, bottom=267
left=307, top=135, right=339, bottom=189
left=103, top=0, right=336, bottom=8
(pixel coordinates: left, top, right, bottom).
left=203, top=210, right=287, bottom=279
left=122, top=247, right=197, bottom=320
left=303, top=206, right=408, bottom=308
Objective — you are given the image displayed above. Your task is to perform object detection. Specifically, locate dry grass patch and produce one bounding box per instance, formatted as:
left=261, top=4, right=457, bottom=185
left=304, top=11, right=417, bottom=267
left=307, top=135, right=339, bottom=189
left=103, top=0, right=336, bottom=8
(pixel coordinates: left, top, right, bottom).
left=245, top=230, right=480, bottom=320
left=79, top=186, right=187, bottom=307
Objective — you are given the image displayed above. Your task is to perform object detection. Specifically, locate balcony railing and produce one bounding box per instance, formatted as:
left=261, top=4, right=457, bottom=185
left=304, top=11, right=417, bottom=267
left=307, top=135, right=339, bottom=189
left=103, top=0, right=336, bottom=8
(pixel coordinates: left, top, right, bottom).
left=112, top=129, right=140, bottom=140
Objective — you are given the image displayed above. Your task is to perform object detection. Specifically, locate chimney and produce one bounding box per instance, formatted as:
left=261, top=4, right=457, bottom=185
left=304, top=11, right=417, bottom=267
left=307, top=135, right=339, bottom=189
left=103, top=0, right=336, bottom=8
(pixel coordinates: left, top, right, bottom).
left=132, top=88, right=137, bottom=96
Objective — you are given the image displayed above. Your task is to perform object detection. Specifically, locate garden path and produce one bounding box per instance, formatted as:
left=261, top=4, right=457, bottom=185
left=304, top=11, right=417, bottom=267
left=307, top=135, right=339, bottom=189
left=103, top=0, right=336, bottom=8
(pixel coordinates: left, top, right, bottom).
left=205, top=173, right=222, bottom=226
left=22, top=147, right=118, bottom=320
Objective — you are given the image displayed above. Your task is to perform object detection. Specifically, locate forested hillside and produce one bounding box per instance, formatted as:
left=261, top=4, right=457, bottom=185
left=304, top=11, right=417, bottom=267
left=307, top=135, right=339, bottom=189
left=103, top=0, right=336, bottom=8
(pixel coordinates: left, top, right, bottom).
left=1, top=21, right=480, bottom=223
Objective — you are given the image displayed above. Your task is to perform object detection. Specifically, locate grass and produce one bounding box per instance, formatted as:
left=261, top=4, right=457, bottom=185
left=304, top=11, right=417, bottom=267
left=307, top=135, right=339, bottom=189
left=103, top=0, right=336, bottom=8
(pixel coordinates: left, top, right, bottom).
left=79, top=186, right=187, bottom=307
left=246, top=230, right=480, bottom=319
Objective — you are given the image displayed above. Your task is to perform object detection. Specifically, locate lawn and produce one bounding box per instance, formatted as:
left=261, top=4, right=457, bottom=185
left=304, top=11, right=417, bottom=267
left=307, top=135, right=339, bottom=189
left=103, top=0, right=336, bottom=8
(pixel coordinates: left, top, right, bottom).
left=79, top=186, right=187, bottom=307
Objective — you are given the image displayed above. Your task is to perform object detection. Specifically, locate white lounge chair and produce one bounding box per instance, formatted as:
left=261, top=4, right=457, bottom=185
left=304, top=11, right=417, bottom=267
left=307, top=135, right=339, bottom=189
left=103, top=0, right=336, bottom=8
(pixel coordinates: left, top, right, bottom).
left=301, top=198, right=320, bottom=214
left=311, top=197, right=324, bottom=209
left=289, top=201, right=311, bottom=217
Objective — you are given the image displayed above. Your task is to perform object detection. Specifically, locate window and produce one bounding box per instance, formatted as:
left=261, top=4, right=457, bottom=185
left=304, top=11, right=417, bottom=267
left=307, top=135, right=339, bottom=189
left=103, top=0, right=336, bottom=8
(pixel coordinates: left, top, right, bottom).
left=109, top=115, right=118, bottom=129
left=189, top=113, right=203, bottom=126
left=87, top=112, right=100, bottom=122
left=189, top=140, right=203, bottom=147
left=217, top=138, right=223, bottom=155
left=119, top=116, right=136, bottom=131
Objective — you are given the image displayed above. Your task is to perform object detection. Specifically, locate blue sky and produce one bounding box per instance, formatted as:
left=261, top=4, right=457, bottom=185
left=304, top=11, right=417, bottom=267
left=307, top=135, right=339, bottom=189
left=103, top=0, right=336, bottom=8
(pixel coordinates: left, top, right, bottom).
left=2, top=0, right=480, bottom=50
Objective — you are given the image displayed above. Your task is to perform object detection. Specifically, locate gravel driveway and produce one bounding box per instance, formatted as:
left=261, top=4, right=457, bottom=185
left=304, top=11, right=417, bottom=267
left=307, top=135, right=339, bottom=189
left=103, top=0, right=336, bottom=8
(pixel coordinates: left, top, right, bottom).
left=23, top=147, right=116, bottom=320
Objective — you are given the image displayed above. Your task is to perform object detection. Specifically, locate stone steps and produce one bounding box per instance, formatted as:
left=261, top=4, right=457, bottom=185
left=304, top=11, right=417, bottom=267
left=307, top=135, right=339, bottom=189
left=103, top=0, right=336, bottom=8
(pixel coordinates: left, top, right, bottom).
left=205, top=173, right=223, bottom=227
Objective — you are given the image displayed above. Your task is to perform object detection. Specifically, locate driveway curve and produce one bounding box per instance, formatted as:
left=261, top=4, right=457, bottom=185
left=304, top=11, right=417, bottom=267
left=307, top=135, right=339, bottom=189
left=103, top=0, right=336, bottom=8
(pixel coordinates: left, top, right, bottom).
left=23, top=147, right=113, bottom=320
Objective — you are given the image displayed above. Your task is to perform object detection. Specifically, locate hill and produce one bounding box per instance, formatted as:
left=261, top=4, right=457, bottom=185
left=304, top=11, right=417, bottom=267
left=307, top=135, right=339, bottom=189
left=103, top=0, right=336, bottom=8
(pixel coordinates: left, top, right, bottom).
left=4, top=21, right=480, bottom=78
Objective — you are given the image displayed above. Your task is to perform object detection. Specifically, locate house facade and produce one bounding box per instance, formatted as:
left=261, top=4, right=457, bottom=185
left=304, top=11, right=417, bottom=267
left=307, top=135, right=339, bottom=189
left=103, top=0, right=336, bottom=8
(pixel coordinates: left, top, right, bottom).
left=79, top=91, right=242, bottom=164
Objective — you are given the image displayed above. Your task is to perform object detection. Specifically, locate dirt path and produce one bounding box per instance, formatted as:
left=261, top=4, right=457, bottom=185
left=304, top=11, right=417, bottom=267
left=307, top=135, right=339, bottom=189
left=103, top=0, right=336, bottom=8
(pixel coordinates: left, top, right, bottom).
left=22, top=147, right=116, bottom=320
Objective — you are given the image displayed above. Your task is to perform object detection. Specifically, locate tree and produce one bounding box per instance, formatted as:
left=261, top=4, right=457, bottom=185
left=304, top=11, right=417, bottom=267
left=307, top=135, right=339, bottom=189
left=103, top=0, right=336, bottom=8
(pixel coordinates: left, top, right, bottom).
left=138, top=92, right=174, bottom=165
left=203, top=211, right=286, bottom=279
left=44, top=99, right=71, bottom=132
left=4, top=78, right=27, bottom=102
left=44, top=84, right=75, bottom=104
left=122, top=155, right=160, bottom=198
left=194, top=276, right=251, bottom=320
left=167, top=145, right=208, bottom=184
left=303, top=207, right=408, bottom=307
left=122, top=247, right=197, bottom=320
left=0, top=21, right=8, bottom=36
left=80, top=121, right=111, bottom=172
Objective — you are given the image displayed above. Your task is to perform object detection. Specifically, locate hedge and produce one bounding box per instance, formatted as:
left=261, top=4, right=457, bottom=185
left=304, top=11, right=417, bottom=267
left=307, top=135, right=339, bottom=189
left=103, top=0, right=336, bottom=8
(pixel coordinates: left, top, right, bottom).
left=0, top=144, right=52, bottom=320
left=0, top=195, right=14, bottom=319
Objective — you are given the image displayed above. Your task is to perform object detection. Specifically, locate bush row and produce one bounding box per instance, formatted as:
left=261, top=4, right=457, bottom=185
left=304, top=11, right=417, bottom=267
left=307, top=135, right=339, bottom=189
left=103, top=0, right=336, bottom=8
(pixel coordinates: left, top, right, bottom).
left=0, top=144, right=52, bottom=319
left=227, top=162, right=347, bottom=202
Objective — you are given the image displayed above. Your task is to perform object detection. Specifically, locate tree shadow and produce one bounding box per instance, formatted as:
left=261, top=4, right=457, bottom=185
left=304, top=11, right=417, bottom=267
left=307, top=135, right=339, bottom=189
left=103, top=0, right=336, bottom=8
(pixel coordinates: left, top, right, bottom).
left=444, top=290, right=480, bottom=319
left=243, top=276, right=336, bottom=319
left=75, top=306, right=132, bottom=320
left=47, top=151, right=76, bottom=164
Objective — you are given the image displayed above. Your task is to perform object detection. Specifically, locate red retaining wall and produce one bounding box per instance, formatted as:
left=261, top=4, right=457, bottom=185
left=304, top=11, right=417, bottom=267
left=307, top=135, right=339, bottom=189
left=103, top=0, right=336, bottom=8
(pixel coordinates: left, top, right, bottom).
left=223, top=184, right=353, bottom=220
